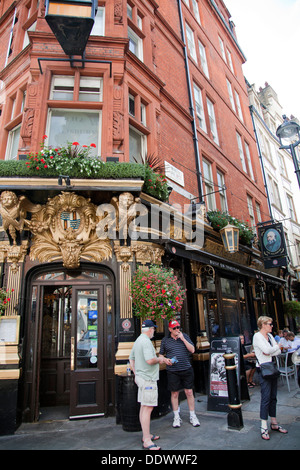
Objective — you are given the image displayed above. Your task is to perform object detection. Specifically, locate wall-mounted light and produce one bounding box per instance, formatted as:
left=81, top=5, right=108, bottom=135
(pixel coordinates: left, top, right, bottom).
left=220, top=224, right=239, bottom=253
left=45, top=0, right=98, bottom=56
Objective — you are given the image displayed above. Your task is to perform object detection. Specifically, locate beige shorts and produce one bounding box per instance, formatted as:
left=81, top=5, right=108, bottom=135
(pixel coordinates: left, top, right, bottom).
left=135, top=376, right=158, bottom=407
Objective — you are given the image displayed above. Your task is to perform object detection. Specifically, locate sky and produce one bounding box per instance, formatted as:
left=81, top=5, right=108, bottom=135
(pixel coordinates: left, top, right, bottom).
left=224, top=0, right=300, bottom=120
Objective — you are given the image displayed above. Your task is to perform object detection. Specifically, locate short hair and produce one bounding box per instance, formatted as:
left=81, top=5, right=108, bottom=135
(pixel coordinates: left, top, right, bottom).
left=257, top=316, right=273, bottom=330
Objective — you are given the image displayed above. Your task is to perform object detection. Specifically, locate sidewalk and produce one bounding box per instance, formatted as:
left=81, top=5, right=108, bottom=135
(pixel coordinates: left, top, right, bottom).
left=0, top=380, right=299, bottom=451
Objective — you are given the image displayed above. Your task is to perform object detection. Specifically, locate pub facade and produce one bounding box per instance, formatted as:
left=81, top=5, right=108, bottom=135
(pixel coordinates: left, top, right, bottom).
left=0, top=0, right=287, bottom=433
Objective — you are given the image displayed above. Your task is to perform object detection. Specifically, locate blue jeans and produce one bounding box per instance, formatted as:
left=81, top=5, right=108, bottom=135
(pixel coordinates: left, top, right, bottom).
left=258, top=369, right=277, bottom=420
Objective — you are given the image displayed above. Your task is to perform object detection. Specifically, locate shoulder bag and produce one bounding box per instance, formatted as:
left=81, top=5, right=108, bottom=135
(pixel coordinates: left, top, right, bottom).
left=257, top=334, right=280, bottom=380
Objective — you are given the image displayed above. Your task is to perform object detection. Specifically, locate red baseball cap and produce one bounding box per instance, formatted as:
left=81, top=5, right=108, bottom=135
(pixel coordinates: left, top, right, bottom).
left=169, top=319, right=180, bottom=328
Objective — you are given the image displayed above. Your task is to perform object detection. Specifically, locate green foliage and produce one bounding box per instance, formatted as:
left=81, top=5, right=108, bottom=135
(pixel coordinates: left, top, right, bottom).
left=207, top=210, right=254, bottom=247
left=283, top=301, right=300, bottom=318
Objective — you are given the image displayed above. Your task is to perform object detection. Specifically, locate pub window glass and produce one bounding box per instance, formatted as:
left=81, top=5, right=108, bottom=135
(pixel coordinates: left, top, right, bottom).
left=221, top=277, right=240, bottom=336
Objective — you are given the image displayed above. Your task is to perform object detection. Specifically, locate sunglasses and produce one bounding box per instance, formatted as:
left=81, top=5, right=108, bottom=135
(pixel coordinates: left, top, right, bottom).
left=266, top=322, right=273, bottom=326
left=172, top=326, right=180, bottom=330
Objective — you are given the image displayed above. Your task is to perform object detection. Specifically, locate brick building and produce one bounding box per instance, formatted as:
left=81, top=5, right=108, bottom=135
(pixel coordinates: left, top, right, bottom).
left=0, top=0, right=287, bottom=432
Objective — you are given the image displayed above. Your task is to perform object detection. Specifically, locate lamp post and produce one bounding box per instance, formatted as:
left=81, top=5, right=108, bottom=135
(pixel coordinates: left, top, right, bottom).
left=276, top=116, right=300, bottom=189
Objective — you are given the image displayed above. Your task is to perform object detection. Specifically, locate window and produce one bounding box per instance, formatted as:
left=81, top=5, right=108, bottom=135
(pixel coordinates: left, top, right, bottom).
left=278, top=152, right=287, bottom=176
left=193, top=83, right=206, bottom=132
left=256, top=202, right=262, bottom=224
left=185, top=23, right=197, bottom=62
left=91, top=6, right=105, bottom=36
left=207, top=98, right=219, bottom=145
left=234, top=90, right=243, bottom=122
left=267, top=175, right=282, bottom=210
left=5, top=124, right=21, bottom=160
left=191, top=0, right=201, bottom=23
left=202, top=159, right=216, bottom=210
left=51, top=76, right=74, bottom=101
left=128, top=90, right=147, bottom=126
left=245, top=142, right=255, bottom=180
left=79, top=77, right=102, bottom=102
left=47, top=74, right=103, bottom=155
left=236, top=132, right=247, bottom=172
left=287, top=194, right=296, bottom=221
left=46, top=109, right=101, bottom=156
left=129, top=94, right=135, bottom=117
left=247, top=195, right=255, bottom=231
left=227, top=79, right=236, bottom=112
left=129, top=126, right=147, bottom=163
left=128, top=27, right=143, bottom=61
left=219, top=36, right=226, bottom=62
left=217, top=170, right=227, bottom=212
left=227, top=49, right=234, bottom=74
left=4, top=87, right=27, bottom=160
left=50, top=76, right=103, bottom=102
left=198, top=40, right=209, bottom=78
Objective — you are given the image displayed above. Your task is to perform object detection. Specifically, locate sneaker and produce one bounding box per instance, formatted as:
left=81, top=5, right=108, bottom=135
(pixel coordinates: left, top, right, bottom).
left=172, top=415, right=182, bottom=428
left=190, top=415, right=200, bottom=427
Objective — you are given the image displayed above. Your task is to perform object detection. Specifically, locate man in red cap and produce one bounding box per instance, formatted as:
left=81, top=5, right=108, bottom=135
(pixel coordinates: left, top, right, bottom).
left=159, top=320, right=200, bottom=428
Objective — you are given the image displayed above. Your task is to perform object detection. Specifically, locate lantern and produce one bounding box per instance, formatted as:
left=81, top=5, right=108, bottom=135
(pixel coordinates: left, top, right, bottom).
left=45, top=0, right=98, bottom=56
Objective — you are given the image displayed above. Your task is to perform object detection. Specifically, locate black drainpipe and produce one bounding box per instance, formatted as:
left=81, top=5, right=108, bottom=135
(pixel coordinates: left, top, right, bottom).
left=177, top=0, right=203, bottom=202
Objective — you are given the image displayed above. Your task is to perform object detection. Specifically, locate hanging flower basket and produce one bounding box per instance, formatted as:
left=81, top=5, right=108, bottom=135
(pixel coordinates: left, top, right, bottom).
left=129, top=265, right=186, bottom=321
left=0, top=288, right=13, bottom=316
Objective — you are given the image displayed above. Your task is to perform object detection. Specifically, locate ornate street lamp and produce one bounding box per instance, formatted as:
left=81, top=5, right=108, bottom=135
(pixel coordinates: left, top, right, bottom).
left=45, top=0, right=98, bottom=56
left=220, top=224, right=239, bottom=253
left=276, top=116, right=300, bottom=189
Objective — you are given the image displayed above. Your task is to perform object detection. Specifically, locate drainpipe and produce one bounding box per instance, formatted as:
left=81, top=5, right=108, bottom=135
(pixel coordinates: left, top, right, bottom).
left=177, top=0, right=203, bottom=202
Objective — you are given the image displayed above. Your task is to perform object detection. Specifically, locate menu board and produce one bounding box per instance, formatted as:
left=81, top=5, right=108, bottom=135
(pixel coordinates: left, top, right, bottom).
left=0, top=316, right=20, bottom=344
left=207, top=336, right=249, bottom=412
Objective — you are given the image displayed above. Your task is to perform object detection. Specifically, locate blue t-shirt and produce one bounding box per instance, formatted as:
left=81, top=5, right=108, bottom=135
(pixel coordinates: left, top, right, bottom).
left=159, top=333, right=194, bottom=371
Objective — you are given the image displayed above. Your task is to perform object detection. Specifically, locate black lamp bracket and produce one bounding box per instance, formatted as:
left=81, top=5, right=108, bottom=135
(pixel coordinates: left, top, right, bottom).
left=38, top=56, right=112, bottom=75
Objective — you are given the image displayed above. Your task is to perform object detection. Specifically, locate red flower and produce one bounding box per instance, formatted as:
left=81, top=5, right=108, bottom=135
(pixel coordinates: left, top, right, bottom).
left=72, top=141, right=79, bottom=146
left=42, top=135, right=47, bottom=139
left=162, top=289, right=166, bottom=294
left=90, top=143, right=96, bottom=148
left=44, top=165, right=48, bottom=168
left=146, top=285, right=151, bottom=289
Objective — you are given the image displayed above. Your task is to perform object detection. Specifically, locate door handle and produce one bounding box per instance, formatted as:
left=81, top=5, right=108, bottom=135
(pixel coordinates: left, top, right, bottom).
left=71, top=337, right=75, bottom=371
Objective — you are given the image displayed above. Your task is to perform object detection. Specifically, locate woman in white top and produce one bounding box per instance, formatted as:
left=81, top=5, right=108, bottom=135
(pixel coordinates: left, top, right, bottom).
left=253, top=316, right=288, bottom=440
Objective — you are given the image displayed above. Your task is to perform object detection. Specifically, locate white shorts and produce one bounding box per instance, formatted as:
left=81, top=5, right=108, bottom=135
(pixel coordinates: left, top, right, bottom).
left=135, top=376, right=158, bottom=407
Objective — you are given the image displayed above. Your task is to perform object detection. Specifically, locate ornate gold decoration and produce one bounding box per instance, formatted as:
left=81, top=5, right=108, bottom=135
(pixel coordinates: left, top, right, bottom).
left=0, top=191, right=41, bottom=245
left=28, top=192, right=112, bottom=269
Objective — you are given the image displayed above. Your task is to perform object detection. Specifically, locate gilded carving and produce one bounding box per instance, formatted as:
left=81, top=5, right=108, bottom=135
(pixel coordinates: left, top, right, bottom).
left=28, top=192, right=112, bottom=269
left=0, top=191, right=41, bottom=245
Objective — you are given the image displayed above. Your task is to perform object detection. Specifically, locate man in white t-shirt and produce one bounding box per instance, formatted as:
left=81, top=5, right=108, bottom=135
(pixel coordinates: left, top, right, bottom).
left=129, top=319, right=171, bottom=450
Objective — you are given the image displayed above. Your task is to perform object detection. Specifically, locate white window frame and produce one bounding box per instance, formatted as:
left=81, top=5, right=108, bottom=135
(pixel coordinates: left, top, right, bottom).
left=234, top=90, right=244, bottom=122
left=91, top=6, right=105, bottom=36
left=198, top=40, right=209, bottom=78
left=191, top=0, right=201, bottom=23
left=185, top=23, right=197, bottom=62
left=245, top=142, right=255, bottom=180
left=193, top=83, right=206, bottom=132
left=129, top=125, right=147, bottom=163
left=217, top=170, right=227, bottom=212
left=45, top=108, right=102, bottom=157
left=247, top=195, right=255, bottom=231
left=202, top=158, right=216, bottom=211
left=128, top=27, right=143, bottom=61
left=207, top=98, right=219, bottom=145
left=5, top=123, right=21, bottom=160
left=219, top=36, right=226, bottom=62
left=236, top=132, right=247, bottom=172
left=226, top=79, right=236, bottom=112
